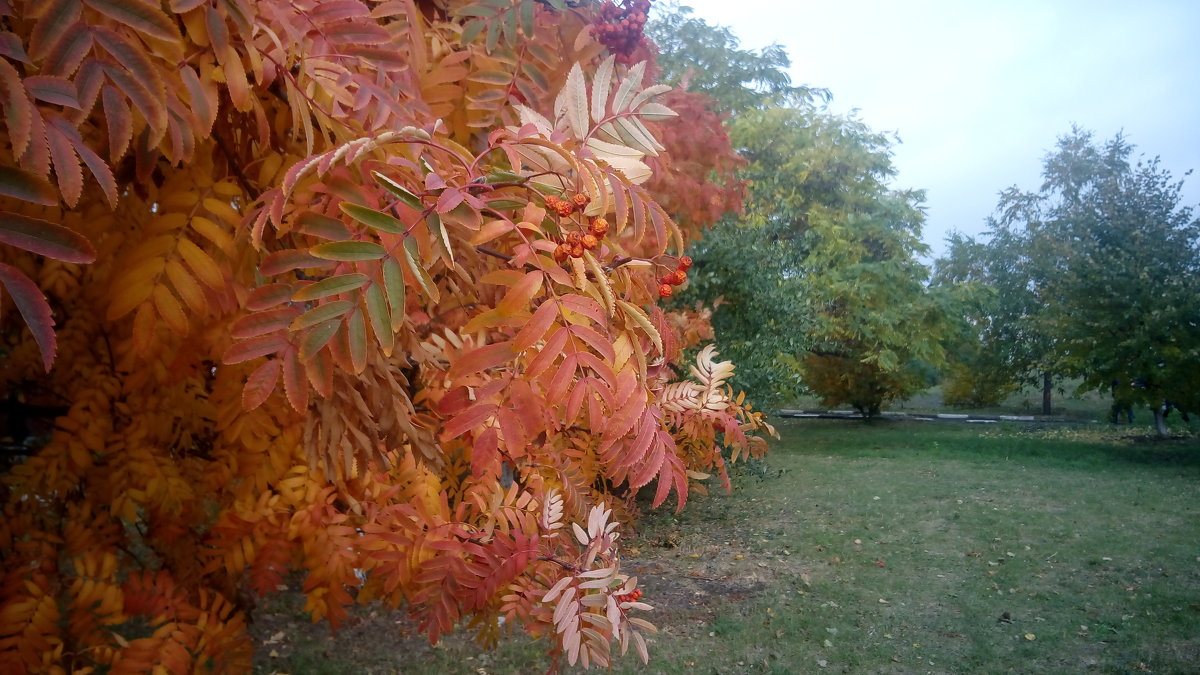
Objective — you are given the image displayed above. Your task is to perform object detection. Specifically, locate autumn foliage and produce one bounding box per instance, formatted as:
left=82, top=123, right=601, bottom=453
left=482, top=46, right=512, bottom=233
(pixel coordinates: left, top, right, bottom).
left=0, top=0, right=771, bottom=671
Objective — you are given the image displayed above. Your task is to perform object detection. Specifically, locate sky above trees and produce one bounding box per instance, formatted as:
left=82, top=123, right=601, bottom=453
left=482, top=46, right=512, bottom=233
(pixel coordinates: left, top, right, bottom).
left=664, top=0, right=1200, bottom=257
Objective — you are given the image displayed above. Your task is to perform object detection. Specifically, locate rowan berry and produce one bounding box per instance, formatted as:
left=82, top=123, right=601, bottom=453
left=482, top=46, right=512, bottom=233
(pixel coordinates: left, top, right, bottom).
left=571, top=243, right=584, bottom=258
left=581, top=234, right=598, bottom=250
left=674, top=270, right=687, bottom=284
left=658, top=284, right=672, bottom=298
left=589, top=217, right=609, bottom=237
left=545, top=195, right=561, bottom=209
left=678, top=256, right=693, bottom=271
left=572, top=193, right=590, bottom=208
left=553, top=243, right=571, bottom=263
left=556, top=203, right=575, bottom=218
left=566, top=231, right=582, bottom=245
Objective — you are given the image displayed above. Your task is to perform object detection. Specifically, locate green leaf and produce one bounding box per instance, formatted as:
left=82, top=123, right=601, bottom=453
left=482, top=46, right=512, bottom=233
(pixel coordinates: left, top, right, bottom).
left=340, top=203, right=405, bottom=234
left=292, top=274, right=369, bottom=302
left=309, top=241, right=387, bottom=261
left=519, top=0, right=535, bottom=36
left=383, top=257, right=406, bottom=331
left=372, top=171, right=424, bottom=211
left=426, top=213, right=454, bottom=265
left=365, top=283, right=393, bottom=355
left=299, top=319, right=341, bottom=362
left=291, top=300, right=353, bottom=331
left=402, top=238, right=440, bottom=303
left=461, top=18, right=486, bottom=44
left=469, top=70, right=512, bottom=86
left=346, top=307, right=367, bottom=373
left=296, top=211, right=353, bottom=240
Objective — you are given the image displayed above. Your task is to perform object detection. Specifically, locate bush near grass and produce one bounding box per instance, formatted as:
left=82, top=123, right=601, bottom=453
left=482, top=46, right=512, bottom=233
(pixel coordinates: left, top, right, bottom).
left=253, top=420, right=1200, bottom=674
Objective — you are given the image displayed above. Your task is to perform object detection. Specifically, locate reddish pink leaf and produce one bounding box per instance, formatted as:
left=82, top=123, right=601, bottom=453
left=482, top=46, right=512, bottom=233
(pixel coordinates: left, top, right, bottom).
left=0, top=166, right=57, bottom=205
left=246, top=283, right=297, bottom=311
left=471, top=426, right=500, bottom=478
left=45, top=117, right=83, bottom=206
left=231, top=307, right=300, bottom=339
left=0, top=59, right=34, bottom=160
left=242, top=358, right=281, bottom=410
left=448, top=341, right=516, bottom=381
left=512, top=298, right=558, bottom=352
left=0, top=211, right=96, bottom=262
left=222, top=334, right=288, bottom=364
left=24, top=76, right=79, bottom=108
left=0, top=263, right=55, bottom=371
left=41, top=22, right=92, bottom=78
left=28, top=0, right=81, bottom=61
left=82, top=0, right=178, bottom=42
left=442, top=401, right=497, bottom=440
left=48, top=115, right=118, bottom=208
left=282, top=349, right=309, bottom=412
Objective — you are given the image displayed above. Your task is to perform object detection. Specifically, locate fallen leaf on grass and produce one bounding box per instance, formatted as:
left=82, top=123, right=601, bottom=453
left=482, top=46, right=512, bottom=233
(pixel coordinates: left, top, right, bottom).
left=1024, top=633, right=1036, bottom=641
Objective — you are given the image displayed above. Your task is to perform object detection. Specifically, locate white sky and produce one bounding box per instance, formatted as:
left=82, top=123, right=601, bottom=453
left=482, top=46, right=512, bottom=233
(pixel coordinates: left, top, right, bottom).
left=666, top=0, right=1200, bottom=258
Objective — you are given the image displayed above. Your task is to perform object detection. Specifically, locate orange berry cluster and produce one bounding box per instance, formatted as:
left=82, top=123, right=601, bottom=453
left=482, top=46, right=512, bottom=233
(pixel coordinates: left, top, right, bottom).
left=593, top=0, right=651, bottom=59
left=544, top=193, right=589, bottom=219
left=616, top=588, right=643, bottom=603
left=550, top=192, right=611, bottom=263
left=657, top=255, right=692, bottom=297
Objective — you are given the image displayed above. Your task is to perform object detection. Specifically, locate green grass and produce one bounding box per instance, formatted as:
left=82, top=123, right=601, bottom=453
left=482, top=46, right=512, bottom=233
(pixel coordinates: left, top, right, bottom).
left=252, top=420, right=1200, bottom=674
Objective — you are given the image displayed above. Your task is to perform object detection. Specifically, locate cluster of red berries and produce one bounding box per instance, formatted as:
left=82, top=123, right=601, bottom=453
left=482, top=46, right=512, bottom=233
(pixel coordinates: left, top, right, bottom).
left=544, top=193, right=589, bottom=219
left=657, top=256, right=692, bottom=297
left=592, top=0, right=651, bottom=58
left=616, top=588, right=643, bottom=604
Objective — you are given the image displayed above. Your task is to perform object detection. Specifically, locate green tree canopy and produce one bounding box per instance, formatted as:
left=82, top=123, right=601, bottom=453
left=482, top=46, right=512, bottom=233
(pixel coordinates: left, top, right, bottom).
left=940, top=127, right=1200, bottom=431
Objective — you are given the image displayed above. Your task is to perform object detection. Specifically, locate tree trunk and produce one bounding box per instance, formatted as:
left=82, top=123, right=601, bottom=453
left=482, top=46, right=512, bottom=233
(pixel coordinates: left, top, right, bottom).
left=1153, top=406, right=1170, bottom=437
left=1042, top=371, right=1052, bottom=416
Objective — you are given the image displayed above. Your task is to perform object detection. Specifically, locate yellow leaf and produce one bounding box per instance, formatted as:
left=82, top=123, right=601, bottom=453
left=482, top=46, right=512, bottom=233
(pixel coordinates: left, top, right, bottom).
left=177, top=239, right=224, bottom=289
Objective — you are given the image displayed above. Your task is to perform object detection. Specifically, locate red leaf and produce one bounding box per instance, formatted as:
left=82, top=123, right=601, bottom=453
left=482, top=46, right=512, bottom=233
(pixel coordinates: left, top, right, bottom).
left=242, top=359, right=280, bottom=410
left=0, top=211, right=96, bottom=262
left=0, top=263, right=55, bottom=371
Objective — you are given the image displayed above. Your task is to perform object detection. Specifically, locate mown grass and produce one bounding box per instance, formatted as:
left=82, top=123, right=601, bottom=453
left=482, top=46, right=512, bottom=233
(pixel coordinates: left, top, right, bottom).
left=252, top=420, right=1200, bottom=674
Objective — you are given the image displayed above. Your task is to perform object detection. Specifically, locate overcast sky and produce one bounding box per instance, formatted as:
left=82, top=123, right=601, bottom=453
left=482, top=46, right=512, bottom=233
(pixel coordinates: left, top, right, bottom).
left=664, top=0, right=1200, bottom=258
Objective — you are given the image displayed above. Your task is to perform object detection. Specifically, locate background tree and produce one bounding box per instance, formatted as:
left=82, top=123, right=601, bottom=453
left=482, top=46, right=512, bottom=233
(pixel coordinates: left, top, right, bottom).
left=0, top=1, right=776, bottom=671
left=942, top=127, right=1200, bottom=429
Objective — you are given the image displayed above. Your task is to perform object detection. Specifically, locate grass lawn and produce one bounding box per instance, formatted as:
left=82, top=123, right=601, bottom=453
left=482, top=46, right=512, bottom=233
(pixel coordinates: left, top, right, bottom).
left=252, top=419, right=1200, bottom=674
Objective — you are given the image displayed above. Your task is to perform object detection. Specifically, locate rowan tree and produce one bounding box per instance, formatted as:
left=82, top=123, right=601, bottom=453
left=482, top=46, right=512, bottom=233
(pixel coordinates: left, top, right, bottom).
left=0, top=0, right=776, bottom=671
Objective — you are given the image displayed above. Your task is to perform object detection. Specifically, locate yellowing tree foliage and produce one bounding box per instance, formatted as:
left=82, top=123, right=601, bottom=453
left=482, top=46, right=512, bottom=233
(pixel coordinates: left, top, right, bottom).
left=0, top=0, right=773, bottom=671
